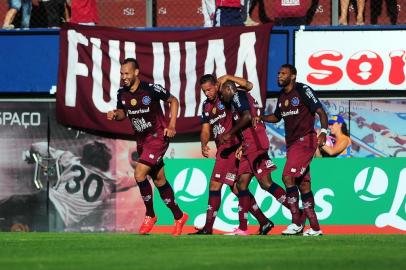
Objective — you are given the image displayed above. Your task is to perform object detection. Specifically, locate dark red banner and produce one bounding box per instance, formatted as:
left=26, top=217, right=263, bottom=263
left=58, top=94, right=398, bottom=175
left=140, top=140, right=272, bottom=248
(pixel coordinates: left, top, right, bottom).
left=56, top=23, right=272, bottom=135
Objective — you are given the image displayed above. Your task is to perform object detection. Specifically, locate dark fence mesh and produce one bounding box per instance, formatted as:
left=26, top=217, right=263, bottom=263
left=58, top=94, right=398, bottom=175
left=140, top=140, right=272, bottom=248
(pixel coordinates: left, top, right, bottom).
left=0, top=1, right=404, bottom=29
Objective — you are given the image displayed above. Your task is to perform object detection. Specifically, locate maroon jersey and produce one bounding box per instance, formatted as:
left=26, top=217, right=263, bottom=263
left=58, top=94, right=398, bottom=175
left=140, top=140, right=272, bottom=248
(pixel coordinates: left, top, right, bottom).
left=116, top=81, right=170, bottom=140
left=230, top=90, right=269, bottom=152
left=274, top=82, right=322, bottom=147
left=201, top=96, right=239, bottom=148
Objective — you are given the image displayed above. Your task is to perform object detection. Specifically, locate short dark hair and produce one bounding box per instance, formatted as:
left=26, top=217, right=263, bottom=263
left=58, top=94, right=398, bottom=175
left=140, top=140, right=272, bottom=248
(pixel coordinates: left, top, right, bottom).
left=122, top=58, right=139, bottom=70
left=281, top=64, right=297, bottom=75
left=199, top=74, right=217, bottom=85
left=221, top=80, right=237, bottom=91
left=82, top=141, right=112, bottom=172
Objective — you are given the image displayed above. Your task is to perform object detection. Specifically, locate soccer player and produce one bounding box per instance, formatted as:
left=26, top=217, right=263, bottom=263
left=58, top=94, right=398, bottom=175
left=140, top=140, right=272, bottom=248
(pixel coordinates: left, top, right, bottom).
left=189, top=74, right=274, bottom=235
left=107, top=58, right=188, bottom=236
left=24, top=140, right=136, bottom=230
left=259, top=64, right=328, bottom=236
left=218, top=80, right=297, bottom=236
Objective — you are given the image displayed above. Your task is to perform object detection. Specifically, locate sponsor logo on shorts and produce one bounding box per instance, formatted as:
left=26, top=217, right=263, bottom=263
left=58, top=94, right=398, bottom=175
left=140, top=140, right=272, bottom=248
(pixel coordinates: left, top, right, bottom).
left=225, top=173, right=236, bottom=181
left=142, top=96, right=151, bottom=105
left=290, top=168, right=297, bottom=173
left=257, top=169, right=263, bottom=174
left=149, top=154, right=155, bottom=159
left=265, top=160, right=275, bottom=168
left=215, top=173, right=221, bottom=178
left=300, top=167, right=306, bottom=175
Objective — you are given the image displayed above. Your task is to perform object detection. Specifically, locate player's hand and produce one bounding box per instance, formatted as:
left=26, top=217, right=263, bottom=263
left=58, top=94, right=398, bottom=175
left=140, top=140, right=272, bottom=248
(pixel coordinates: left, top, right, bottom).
left=219, top=132, right=231, bottom=145
left=107, top=110, right=116, bottom=121
left=164, top=126, right=176, bottom=138
left=235, top=145, right=243, bottom=160
left=252, top=115, right=261, bottom=128
left=201, top=145, right=210, bottom=158
left=317, top=132, right=327, bottom=147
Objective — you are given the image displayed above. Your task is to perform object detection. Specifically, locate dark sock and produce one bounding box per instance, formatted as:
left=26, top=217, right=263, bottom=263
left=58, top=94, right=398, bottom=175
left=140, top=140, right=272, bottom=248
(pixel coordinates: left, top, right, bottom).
left=267, top=182, right=289, bottom=209
left=204, top=190, right=221, bottom=232
left=157, top=181, right=183, bottom=220
left=286, top=186, right=301, bottom=226
left=237, top=190, right=250, bottom=231
left=248, top=192, right=267, bottom=226
left=138, top=179, right=155, bottom=217
left=302, top=191, right=320, bottom=231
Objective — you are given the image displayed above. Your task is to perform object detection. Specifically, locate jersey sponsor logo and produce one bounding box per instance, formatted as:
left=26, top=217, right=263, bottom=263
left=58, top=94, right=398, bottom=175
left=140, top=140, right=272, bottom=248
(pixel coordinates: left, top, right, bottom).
left=209, top=111, right=226, bottom=125
left=131, top=117, right=152, bottom=132
left=291, top=97, right=300, bottom=106
left=217, top=102, right=225, bottom=110
left=233, top=93, right=242, bottom=108
left=142, top=96, right=151, bottom=105
left=281, top=108, right=299, bottom=117
left=150, top=83, right=167, bottom=94
left=213, top=123, right=225, bottom=138
left=130, top=99, right=137, bottom=106
left=305, top=88, right=319, bottom=104
left=128, top=107, right=150, bottom=115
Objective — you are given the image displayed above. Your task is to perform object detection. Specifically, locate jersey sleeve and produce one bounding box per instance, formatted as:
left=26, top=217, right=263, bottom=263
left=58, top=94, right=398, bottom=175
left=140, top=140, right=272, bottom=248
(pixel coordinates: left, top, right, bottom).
left=232, top=91, right=250, bottom=113
left=273, top=99, right=282, bottom=120
left=200, top=101, right=210, bottom=124
left=148, top=83, right=171, bottom=101
left=298, top=84, right=322, bottom=113
left=116, top=89, right=125, bottom=110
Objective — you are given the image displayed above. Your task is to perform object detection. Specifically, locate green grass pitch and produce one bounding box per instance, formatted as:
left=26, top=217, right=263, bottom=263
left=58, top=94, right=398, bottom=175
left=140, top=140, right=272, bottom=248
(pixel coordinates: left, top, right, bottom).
left=0, top=233, right=405, bottom=270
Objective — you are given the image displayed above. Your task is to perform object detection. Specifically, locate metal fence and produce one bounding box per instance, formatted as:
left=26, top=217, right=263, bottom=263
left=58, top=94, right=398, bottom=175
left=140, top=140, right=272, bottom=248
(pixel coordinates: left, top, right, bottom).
left=0, top=1, right=405, bottom=29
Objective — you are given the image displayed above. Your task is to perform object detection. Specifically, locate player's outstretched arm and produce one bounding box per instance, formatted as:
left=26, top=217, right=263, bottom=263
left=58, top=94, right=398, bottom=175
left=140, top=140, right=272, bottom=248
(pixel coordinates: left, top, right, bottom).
left=107, top=109, right=126, bottom=121
left=164, top=95, right=179, bottom=138
left=200, top=123, right=211, bottom=158
left=217, top=74, right=253, bottom=91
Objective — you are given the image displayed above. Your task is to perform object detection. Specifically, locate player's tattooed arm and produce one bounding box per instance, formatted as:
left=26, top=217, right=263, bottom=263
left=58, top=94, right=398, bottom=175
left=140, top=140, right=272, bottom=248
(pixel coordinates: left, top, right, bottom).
left=164, top=95, right=179, bottom=138
left=107, top=109, right=126, bottom=121
left=217, top=75, right=253, bottom=91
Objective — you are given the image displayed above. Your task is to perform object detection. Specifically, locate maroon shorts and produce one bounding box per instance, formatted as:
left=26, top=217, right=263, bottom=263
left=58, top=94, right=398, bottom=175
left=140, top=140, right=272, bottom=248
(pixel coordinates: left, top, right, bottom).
left=283, top=133, right=318, bottom=181
left=137, top=133, right=169, bottom=170
left=238, top=150, right=277, bottom=180
left=211, top=144, right=240, bottom=186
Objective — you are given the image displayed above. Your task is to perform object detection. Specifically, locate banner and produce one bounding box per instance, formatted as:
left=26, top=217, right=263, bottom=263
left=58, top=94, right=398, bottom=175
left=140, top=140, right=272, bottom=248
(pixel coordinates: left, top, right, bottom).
left=295, top=30, right=406, bottom=91
left=56, top=23, right=272, bottom=135
left=159, top=158, right=406, bottom=233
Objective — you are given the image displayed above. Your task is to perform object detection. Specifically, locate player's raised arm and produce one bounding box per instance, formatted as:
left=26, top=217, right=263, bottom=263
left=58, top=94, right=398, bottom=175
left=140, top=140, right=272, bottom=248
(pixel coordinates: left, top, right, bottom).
left=164, top=95, right=179, bottom=138
left=217, top=74, right=253, bottom=91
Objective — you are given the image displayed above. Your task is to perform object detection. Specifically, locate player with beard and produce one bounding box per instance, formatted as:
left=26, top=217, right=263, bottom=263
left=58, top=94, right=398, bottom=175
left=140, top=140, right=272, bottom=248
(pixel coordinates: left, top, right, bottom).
left=259, top=64, right=328, bottom=236
left=189, top=74, right=274, bottom=235
left=107, top=58, right=188, bottom=236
